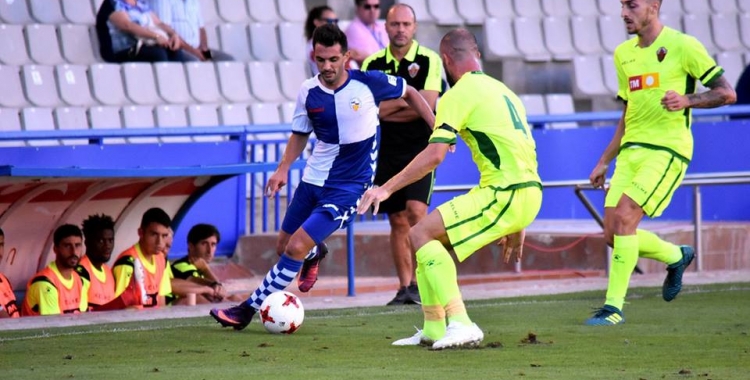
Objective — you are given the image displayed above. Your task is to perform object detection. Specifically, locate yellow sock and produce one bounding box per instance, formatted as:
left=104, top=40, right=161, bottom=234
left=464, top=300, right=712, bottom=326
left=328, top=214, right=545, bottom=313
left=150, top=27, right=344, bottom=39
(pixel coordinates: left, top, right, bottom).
left=605, top=235, right=638, bottom=310
left=416, top=265, right=445, bottom=341
left=415, top=240, right=472, bottom=326
left=637, top=229, right=682, bottom=265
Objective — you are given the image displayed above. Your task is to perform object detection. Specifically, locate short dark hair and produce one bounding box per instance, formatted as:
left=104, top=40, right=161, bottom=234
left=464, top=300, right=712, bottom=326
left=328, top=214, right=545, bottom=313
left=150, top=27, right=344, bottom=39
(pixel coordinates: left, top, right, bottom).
left=140, top=207, right=171, bottom=230
left=82, top=214, right=115, bottom=241
left=187, top=223, right=220, bottom=245
left=312, top=23, right=348, bottom=52
left=305, top=5, right=333, bottom=40
left=54, top=224, right=83, bottom=246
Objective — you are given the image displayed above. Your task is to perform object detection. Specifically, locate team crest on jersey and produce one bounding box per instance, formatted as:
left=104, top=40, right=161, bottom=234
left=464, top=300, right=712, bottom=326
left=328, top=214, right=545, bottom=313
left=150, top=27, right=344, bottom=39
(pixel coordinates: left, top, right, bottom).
left=656, top=47, right=667, bottom=62
left=350, top=97, right=361, bottom=111
left=408, top=62, right=420, bottom=78
left=387, top=75, right=398, bottom=86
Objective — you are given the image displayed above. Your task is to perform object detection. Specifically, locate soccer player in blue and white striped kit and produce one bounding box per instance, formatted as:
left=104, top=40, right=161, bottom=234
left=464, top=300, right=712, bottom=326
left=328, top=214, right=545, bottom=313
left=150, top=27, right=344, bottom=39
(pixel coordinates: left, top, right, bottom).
left=210, top=24, right=436, bottom=330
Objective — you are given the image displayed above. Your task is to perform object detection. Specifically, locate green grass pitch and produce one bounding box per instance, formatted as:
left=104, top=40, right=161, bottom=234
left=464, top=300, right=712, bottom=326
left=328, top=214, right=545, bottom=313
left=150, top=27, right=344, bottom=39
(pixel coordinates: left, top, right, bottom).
left=1, top=283, right=748, bottom=380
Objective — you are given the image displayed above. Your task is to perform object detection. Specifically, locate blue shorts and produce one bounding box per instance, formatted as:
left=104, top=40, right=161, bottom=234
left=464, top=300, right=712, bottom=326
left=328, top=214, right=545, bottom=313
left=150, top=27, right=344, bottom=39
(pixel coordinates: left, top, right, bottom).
left=281, top=182, right=361, bottom=244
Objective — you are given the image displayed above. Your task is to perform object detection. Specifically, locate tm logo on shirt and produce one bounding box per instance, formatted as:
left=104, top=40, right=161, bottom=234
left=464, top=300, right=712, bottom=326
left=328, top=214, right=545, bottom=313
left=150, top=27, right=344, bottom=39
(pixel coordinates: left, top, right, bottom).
left=628, top=73, right=660, bottom=91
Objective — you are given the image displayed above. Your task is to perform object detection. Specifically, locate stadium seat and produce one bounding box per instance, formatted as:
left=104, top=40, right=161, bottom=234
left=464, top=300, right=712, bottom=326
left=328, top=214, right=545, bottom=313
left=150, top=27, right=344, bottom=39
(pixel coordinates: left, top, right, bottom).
left=25, top=24, right=65, bottom=65
left=278, top=22, right=307, bottom=61
left=21, top=107, right=59, bottom=146
left=544, top=94, right=578, bottom=129
left=740, top=0, right=750, bottom=13
left=659, top=12, right=683, bottom=32
left=0, top=65, right=28, bottom=108
left=715, top=52, right=744, bottom=89
left=199, top=0, right=221, bottom=25
left=683, top=14, right=718, bottom=54
left=660, top=0, right=683, bottom=14
left=398, top=0, right=435, bottom=22
left=58, top=24, right=98, bottom=65
left=187, top=104, right=224, bottom=142
left=216, top=61, right=254, bottom=102
left=89, top=64, right=129, bottom=105
left=571, top=15, right=604, bottom=55
left=249, top=22, right=281, bottom=61
left=218, top=23, right=253, bottom=61
left=246, top=0, right=279, bottom=23
left=569, top=0, right=599, bottom=16
left=681, top=0, right=712, bottom=14
left=185, top=62, right=223, bottom=104
left=711, top=13, right=743, bottom=52
left=426, top=0, right=463, bottom=25
left=91, top=0, right=104, bottom=14
left=600, top=55, right=619, bottom=95
left=249, top=102, right=285, bottom=162
left=739, top=13, right=750, bottom=49
left=456, top=0, right=486, bottom=25
left=543, top=16, right=575, bottom=61
left=218, top=103, right=250, bottom=126
left=121, top=105, right=159, bottom=144
left=247, top=61, right=284, bottom=102
left=596, top=0, right=618, bottom=16
left=513, top=17, right=550, bottom=61
left=217, top=0, right=249, bottom=23
left=484, top=0, right=515, bottom=18
left=0, top=24, right=31, bottom=65
left=88, top=105, right=126, bottom=143
left=154, top=105, right=191, bottom=143
left=711, top=0, right=738, bottom=13
left=541, top=0, right=571, bottom=16
left=154, top=62, right=193, bottom=104
left=280, top=101, right=295, bottom=124
left=483, top=17, right=521, bottom=60
left=276, top=0, right=306, bottom=22
left=572, top=55, right=608, bottom=97
left=122, top=63, right=162, bottom=105
left=22, top=65, right=61, bottom=107
left=204, top=24, right=220, bottom=52
left=54, top=106, right=89, bottom=145
left=598, top=15, right=628, bottom=53
left=0, top=108, right=25, bottom=147
left=277, top=61, right=308, bottom=101
left=29, top=0, right=66, bottom=24
left=513, top=0, right=543, bottom=17
left=61, top=0, right=96, bottom=24
left=56, top=64, right=94, bottom=106
left=0, top=0, right=33, bottom=24
left=518, top=94, right=546, bottom=116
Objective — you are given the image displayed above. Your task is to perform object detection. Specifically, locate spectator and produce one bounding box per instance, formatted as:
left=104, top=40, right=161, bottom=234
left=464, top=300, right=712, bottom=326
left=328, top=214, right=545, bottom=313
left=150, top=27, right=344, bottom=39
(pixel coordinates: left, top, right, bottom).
left=305, top=6, right=339, bottom=75
left=361, top=3, right=442, bottom=305
left=0, top=228, right=20, bottom=318
left=21, top=225, right=89, bottom=316
left=169, top=223, right=240, bottom=305
left=149, top=0, right=233, bottom=62
left=345, top=0, right=388, bottom=66
left=107, top=0, right=189, bottom=62
left=112, top=208, right=173, bottom=308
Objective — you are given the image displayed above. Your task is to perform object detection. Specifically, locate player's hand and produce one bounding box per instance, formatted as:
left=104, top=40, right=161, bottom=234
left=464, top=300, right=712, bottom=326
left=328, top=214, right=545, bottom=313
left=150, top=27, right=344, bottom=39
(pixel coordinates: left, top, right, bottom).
left=357, top=186, right=391, bottom=215
left=589, top=162, right=608, bottom=189
left=497, top=229, right=525, bottom=264
left=212, top=283, right=227, bottom=300
left=265, top=170, right=288, bottom=198
left=661, top=90, right=689, bottom=112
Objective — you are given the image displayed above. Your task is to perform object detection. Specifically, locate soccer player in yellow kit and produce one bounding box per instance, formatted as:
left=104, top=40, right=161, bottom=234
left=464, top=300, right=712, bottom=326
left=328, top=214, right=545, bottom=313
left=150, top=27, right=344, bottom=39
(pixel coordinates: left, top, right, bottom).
left=585, top=0, right=736, bottom=325
left=358, top=28, right=542, bottom=349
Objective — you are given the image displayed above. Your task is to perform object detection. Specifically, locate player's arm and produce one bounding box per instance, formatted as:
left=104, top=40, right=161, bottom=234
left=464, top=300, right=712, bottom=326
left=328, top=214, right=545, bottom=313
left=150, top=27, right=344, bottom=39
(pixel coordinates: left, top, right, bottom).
left=265, top=133, right=310, bottom=197
left=170, top=278, right=214, bottom=297
left=378, top=89, right=439, bottom=121
left=401, top=85, right=436, bottom=128
left=590, top=104, right=627, bottom=188
left=666, top=76, right=736, bottom=110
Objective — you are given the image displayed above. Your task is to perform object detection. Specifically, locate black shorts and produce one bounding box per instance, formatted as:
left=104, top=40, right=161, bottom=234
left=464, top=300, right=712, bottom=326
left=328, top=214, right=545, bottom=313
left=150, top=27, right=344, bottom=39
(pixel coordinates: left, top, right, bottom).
left=374, top=156, right=435, bottom=214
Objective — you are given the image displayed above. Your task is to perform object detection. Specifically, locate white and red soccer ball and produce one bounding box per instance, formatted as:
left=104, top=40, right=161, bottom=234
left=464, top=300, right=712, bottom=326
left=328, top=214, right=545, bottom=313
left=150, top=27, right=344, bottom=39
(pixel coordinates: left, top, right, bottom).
left=259, top=291, right=305, bottom=334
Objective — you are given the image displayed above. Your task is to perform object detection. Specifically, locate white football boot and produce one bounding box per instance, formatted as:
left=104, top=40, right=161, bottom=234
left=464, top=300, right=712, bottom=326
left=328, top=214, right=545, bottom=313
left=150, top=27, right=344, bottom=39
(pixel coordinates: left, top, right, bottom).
left=392, top=327, right=435, bottom=347
left=431, top=322, right=484, bottom=350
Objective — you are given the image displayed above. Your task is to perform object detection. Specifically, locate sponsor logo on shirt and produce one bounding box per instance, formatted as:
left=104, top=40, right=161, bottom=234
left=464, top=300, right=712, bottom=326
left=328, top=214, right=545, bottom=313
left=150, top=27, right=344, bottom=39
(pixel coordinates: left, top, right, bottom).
left=628, top=73, right=660, bottom=91
left=308, top=107, right=325, bottom=113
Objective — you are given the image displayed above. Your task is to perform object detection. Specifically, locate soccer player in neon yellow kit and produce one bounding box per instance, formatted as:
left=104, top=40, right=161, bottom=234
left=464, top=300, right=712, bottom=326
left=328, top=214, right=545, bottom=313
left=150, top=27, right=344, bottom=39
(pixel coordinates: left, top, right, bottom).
left=585, top=0, right=736, bottom=325
left=358, top=28, right=542, bottom=349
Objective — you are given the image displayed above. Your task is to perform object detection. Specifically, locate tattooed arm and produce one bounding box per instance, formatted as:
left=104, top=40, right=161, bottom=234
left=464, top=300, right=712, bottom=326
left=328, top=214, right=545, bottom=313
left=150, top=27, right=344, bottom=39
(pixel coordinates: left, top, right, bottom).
left=660, top=76, right=737, bottom=111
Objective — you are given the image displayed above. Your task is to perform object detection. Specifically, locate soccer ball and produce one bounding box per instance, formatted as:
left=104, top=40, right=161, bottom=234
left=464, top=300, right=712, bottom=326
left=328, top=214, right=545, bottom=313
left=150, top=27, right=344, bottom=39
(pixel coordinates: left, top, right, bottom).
left=259, top=291, right=305, bottom=334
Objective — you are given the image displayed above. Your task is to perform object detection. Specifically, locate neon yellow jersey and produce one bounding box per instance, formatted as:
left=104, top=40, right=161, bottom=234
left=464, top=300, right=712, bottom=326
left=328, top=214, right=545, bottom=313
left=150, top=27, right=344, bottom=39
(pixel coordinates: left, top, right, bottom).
left=430, top=71, right=541, bottom=189
left=615, top=26, right=724, bottom=161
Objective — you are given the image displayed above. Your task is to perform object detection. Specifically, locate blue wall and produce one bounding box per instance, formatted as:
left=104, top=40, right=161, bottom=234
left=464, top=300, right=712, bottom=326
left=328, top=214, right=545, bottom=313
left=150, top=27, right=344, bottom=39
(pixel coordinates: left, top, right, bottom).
left=432, top=120, right=750, bottom=221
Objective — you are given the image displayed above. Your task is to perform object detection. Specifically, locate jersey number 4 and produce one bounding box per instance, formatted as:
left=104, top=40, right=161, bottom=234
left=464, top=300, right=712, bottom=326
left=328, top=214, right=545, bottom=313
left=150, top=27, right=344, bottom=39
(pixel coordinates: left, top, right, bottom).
left=504, top=96, right=528, bottom=138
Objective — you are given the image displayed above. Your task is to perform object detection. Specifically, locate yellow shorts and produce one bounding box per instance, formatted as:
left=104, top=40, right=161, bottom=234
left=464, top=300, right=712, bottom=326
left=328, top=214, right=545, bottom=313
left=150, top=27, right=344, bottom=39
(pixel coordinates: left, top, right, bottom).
left=605, top=147, right=687, bottom=218
left=438, top=184, right=542, bottom=262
